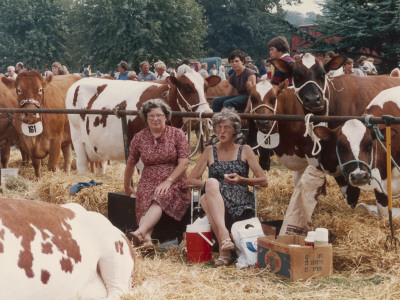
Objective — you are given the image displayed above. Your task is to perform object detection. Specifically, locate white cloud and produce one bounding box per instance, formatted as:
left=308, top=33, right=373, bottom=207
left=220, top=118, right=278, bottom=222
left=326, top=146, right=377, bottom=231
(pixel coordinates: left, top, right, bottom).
left=283, top=0, right=323, bottom=15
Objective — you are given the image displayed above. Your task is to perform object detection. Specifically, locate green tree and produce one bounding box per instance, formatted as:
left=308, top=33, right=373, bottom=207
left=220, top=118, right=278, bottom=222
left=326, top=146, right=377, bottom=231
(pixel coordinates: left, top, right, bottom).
left=197, top=0, right=301, bottom=64
left=0, top=0, right=72, bottom=72
left=313, top=0, right=400, bottom=73
left=71, top=0, right=208, bottom=73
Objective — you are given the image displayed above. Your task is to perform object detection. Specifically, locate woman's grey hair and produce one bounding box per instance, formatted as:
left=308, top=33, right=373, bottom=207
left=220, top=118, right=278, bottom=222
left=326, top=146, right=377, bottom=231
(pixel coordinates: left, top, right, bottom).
left=212, top=108, right=241, bottom=135
left=140, top=99, right=172, bottom=122
left=154, top=61, right=167, bottom=71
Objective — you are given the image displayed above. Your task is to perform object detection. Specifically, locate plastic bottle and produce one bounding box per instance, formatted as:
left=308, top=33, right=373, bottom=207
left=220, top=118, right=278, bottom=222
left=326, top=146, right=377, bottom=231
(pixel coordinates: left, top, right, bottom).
left=304, top=231, right=315, bottom=249
left=314, top=228, right=329, bottom=247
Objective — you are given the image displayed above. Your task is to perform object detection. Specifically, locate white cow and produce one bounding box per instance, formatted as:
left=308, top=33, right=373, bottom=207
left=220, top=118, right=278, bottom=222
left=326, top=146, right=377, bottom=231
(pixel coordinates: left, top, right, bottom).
left=0, top=197, right=135, bottom=300
left=66, top=70, right=220, bottom=174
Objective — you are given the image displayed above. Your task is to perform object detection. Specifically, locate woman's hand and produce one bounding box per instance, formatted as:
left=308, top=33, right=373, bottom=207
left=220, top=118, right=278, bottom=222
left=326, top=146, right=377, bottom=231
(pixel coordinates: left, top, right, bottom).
left=224, top=173, right=241, bottom=185
left=155, top=180, right=172, bottom=195
left=125, top=186, right=135, bottom=198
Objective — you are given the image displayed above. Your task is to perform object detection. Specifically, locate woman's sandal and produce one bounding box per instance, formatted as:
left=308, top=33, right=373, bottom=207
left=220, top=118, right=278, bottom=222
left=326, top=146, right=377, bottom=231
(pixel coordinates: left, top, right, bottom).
left=214, top=255, right=234, bottom=267
left=127, top=231, right=144, bottom=247
left=221, top=238, right=235, bottom=251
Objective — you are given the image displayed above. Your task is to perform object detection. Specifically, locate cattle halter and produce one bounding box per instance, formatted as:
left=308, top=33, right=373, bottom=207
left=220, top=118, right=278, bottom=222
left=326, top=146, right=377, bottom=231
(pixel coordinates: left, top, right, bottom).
left=250, top=99, right=278, bottom=150
left=293, top=76, right=329, bottom=116
left=175, top=86, right=209, bottom=112
left=336, top=145, right=374, bottom=181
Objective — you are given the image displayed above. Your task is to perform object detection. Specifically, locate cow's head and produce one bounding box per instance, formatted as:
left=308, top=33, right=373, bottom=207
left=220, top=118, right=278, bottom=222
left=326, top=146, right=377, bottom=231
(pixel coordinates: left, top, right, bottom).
left=314, top=120, right=376, bottom=186
left=166, top=69, right=220, bottom=114
left=1, top=70, right=52, bottom=124
left=272, top=53, right=346, bottom=114
left=248, top=80, right=288, bottom=133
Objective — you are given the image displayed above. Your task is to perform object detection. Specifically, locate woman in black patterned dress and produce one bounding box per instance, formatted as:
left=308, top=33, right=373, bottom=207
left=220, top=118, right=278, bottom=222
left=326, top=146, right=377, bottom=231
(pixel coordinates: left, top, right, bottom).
left=187, top=108, right=268, bottom=266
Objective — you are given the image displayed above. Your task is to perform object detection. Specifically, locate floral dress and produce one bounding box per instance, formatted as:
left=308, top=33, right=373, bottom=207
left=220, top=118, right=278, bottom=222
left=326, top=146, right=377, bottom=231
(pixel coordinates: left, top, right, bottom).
left=127, top=126, right=190, bottom=223
left=203, top=145, right=255, bottom=219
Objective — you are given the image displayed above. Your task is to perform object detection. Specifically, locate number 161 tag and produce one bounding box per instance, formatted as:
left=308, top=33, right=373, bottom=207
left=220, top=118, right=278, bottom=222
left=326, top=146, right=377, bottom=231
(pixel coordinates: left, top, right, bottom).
left=21, top=121, right=43, bottom=136
left=257, top=131, right=280, bottom=149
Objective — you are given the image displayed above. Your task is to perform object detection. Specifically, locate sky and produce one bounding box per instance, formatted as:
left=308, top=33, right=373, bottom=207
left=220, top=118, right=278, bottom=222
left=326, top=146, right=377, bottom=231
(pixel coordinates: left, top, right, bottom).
left=282, top=0, right=323, bottom=15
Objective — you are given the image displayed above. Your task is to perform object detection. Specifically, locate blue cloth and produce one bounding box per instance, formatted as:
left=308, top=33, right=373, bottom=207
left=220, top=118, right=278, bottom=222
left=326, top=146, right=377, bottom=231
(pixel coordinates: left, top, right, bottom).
left=138, top=72, right=157, bottom=81
left=212, top=94, right=249, bottom=112
left=118, top=71, right=129, bottom=80
left=70, top=180, right=103, bottom=195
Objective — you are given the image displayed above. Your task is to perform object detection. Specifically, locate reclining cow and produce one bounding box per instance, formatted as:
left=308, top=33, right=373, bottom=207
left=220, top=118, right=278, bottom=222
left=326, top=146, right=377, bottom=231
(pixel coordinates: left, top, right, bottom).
left=1, top=72, right=81, bottom=177
left=0, top=197, right=135, bottom=299
left=314, top=86, right=400, bottom=217
left=66, top=69, right=220, bottom=174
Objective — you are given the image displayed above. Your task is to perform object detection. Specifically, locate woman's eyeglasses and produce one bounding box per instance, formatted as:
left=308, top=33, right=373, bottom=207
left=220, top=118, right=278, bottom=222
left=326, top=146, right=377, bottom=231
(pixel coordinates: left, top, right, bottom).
left=148, top=114, right=165, bottom=120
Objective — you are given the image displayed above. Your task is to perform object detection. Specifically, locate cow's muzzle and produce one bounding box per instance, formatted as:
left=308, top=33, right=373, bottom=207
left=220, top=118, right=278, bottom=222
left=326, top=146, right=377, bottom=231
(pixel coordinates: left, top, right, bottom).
left=256, top=119, right=272, bottom=134
left=349, top=170, right=371, bottom=187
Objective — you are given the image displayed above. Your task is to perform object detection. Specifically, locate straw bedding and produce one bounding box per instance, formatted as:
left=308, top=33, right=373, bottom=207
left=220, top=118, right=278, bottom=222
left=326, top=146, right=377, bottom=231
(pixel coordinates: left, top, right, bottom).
left=3, top=149, right=400, bottom=299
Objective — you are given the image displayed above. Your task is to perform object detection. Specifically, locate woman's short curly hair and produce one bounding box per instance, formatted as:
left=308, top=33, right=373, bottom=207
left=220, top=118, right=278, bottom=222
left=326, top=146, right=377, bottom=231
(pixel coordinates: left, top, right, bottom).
left=212, top=108, right=241, bottom=135
left=140, top=99, right=172, bottom=122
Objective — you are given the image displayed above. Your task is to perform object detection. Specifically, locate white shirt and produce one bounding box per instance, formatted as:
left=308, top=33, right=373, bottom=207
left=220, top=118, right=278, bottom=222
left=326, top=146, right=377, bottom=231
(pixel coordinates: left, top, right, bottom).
left=156, top=71, right=169, bottom=80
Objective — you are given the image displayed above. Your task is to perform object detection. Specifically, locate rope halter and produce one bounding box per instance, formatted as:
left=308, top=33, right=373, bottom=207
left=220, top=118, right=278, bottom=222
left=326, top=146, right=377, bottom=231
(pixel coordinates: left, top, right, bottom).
left=175, top=86, right=209, bottom=112
left=293, top=76, right=330, bottom=114
left=250, top=98, right=278, bottom=150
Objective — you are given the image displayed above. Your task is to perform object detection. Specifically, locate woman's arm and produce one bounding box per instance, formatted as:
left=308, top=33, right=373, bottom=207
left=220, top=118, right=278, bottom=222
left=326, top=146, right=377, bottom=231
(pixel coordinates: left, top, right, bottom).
left=186, top=146, right=211, bottom=188
left=124, top=163, right=136, bottom=196
left=155, top=157, right=190, bottom=195
left=224, top=145, right=268, bottom=187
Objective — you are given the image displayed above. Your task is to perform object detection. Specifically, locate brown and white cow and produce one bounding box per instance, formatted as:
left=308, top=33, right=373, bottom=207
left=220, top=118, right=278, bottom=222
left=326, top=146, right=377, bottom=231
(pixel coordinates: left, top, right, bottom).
left=1, top=72, right=81, bottom=177
left=66, top=69, right=220, bottom=174
left=314, top=86, right=400, bottom=217
left=0, top=197, right=135, bottom=299
left=249, top=56, right=400, bottom=206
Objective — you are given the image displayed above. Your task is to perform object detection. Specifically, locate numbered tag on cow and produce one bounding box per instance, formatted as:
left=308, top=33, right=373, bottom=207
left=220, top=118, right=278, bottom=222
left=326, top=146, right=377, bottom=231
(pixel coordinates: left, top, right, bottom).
left=257, top=131, right=279, bottom=149
left=231, top=217, right=265, bottom=269
left=21, top=121, right=43, bottom=136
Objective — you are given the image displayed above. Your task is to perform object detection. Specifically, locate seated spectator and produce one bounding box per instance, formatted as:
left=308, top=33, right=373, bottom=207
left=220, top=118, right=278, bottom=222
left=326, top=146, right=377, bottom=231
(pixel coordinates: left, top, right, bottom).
left=117, top=61, right=130, bottom=80
left=138, top=61, right=157, bottom=81
left=7, top=66, right=17, bottom=79
left=52, top=62, right=62, bottom=75
left=342, top=58, right=365, bottom=76
left=212, top=50, right=256, bottom=112
left=198, top=62, right=209, bottom=78
left=187, top=108, right=268, bottom=266
left=154, top=61, right=169, bottom=80
left=124, top=99, right=190, bottom=247
left=127, top=71, right=138, bottom=81
left=268, top=36, right=294, bottom=85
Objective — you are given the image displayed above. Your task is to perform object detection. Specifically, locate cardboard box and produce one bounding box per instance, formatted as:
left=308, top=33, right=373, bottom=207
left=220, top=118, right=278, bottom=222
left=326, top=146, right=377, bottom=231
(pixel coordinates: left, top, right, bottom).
left=257, top=235, right=333, bottom=281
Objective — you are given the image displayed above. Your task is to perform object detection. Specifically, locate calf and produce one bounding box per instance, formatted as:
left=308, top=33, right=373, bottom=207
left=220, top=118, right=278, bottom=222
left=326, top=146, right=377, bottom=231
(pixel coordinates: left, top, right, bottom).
left=0, top=197, right=135, bottom=299
left=314, top=86, right=400, bottom=216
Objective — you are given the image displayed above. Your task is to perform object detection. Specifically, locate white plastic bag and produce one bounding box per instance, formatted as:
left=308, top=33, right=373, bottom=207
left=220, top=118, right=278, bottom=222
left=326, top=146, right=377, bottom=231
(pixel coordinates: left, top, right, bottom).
left=231, top=217, right=264, bottom=269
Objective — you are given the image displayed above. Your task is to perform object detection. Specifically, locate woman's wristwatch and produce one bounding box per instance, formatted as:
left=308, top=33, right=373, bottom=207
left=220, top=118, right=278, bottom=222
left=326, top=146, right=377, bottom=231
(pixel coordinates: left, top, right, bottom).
left=167, top=177, right=173, bottom=183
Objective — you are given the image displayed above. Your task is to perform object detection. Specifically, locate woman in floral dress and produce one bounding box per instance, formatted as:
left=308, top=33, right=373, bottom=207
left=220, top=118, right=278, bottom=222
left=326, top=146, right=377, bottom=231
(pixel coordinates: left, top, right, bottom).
left=187, top=108, right=268, bottom=266
left=124, top=99, right=190, bottom=246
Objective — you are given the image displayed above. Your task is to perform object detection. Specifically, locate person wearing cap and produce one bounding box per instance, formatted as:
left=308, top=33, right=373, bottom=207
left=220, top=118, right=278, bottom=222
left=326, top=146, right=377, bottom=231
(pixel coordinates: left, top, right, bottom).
left=117, top=61, right=130, bottom=80
left=245, top=56, right=259, bottom=74
left=138, top=61, right=157, bottom=81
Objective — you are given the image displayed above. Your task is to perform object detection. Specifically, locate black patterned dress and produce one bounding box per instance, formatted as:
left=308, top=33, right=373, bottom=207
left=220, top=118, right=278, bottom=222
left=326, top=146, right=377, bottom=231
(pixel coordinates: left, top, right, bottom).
left=202, top=145, right=255, bottom=220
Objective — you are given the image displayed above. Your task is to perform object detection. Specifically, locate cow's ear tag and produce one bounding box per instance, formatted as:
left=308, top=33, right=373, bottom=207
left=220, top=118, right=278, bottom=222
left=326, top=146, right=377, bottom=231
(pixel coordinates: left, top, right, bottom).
left=257, top=131, right=279, bottom=149
left=21, top=121, right=43, bottom=136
